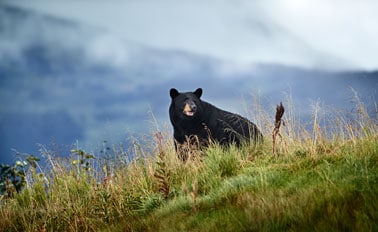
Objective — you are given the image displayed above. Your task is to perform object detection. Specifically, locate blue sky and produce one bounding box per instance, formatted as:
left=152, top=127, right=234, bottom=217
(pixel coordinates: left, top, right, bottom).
left=4, top=0, right=378, bottom=71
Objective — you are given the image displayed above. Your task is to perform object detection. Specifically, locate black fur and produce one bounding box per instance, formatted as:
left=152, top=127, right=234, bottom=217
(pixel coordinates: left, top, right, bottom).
left=169, top=88, right=263, bottom=160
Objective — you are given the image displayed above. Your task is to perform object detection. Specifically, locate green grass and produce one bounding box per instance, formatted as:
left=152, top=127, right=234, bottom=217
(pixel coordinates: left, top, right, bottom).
left=132, top=137, right=377, bottom=232
left=1, top=97, right=377, bottom=231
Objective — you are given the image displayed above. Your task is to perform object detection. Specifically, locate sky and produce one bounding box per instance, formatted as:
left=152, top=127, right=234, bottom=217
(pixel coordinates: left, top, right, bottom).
left=4, top=0, right=378, bottom=71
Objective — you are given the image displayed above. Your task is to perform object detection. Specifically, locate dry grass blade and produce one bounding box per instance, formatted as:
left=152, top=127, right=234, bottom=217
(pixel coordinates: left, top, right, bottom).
left=191, top=180, right=198, bottom=213
left=154, top=132, right=170, bottom=199
left=272, top=102, right=285, bottom=155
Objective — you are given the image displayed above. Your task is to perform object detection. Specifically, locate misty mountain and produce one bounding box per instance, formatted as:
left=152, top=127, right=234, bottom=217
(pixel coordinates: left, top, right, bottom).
left=0, top=5, right=377, bottom=165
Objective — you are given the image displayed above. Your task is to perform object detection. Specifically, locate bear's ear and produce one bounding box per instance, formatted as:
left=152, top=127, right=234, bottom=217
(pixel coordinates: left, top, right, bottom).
left=193, top=88, right=202, bottom=99
left=170, top=88, right=180, bottom=99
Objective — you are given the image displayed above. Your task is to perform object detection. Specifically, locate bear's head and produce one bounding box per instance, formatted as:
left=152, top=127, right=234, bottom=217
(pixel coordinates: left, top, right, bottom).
left=170, top=88, right=203, bottom=119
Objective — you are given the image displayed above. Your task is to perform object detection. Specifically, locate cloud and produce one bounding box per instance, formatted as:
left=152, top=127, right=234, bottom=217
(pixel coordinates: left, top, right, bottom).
left=4, top=0, right=378, bottom=70
left=86, top=35, right=131, bottom=68
left=256, top=0, right=378, bottom=70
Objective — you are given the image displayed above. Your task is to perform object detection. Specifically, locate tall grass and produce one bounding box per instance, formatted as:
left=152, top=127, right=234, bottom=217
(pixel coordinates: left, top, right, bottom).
left=0, top=93, right=377, bottom=231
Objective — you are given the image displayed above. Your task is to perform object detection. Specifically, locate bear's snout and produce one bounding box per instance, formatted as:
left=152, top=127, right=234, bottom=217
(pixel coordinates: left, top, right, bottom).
left=183, top=101, right=197, bottom=117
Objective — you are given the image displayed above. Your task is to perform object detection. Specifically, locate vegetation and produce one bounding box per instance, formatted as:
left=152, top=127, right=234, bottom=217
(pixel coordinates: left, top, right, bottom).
left=0, top=94, right=377, bottom=231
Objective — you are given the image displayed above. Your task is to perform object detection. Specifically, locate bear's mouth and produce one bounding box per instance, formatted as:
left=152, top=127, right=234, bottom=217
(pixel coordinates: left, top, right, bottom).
left=183, top=103, right=196, bottom=117
left=184, top=111, right=195, bottom=116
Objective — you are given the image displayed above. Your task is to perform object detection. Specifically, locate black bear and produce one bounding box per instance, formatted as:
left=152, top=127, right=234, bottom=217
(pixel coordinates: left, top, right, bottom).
left=169, top=88, right=263, bottom=160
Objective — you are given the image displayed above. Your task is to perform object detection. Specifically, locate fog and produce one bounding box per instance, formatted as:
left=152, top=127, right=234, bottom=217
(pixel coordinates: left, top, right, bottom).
left=5, top=0, right=378, bottom=70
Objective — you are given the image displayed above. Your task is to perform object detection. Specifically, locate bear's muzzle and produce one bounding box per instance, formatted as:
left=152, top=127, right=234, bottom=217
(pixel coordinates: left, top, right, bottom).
left=183, top=102, right=197, bottom=117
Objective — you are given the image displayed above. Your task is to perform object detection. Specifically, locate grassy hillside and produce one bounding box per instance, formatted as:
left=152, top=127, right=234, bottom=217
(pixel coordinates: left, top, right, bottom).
left=0, top=96, right=377, bottom=231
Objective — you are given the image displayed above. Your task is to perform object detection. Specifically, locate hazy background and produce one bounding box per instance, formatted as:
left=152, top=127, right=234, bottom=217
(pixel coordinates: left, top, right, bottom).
left=1, top=0, right=377, bottom=164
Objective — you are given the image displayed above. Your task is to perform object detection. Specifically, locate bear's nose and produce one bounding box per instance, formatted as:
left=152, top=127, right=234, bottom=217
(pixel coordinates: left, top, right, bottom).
left=190, top=103, right=197, bottom=111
